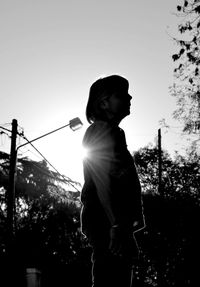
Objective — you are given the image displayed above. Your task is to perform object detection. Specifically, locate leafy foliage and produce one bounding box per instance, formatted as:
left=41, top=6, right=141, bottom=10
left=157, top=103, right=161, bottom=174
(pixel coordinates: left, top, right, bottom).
left=0, top=151, right=90, bottom=286
left=134, top=146, right=200, bottom=286
left=1, top=147, right=200, bottom=286
left=171, top=0, right=200, bottom=137
left=134, top=145, right=200, bottom=199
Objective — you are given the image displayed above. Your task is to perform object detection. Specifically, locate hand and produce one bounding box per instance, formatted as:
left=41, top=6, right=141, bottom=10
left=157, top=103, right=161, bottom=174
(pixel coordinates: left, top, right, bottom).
left=109, top=225, right=123, bottom=256
left=109, top=225, right=140, bottom=259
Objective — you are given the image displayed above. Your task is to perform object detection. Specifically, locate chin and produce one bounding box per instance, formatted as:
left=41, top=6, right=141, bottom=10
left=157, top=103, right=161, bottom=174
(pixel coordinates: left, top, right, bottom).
left=125, top=109, right=130, bottom=116
left=121, top=112, right=130, bottom=120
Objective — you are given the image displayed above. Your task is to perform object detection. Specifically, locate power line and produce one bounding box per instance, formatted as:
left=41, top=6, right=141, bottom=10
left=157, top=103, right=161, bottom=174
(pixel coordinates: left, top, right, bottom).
left=0, top=125, right=12, bottom=133
left=18, top=134, right=81, bottom=193
left=1, top=121, right=81, bottom=192
left=21, top=159, right=78, bottom=201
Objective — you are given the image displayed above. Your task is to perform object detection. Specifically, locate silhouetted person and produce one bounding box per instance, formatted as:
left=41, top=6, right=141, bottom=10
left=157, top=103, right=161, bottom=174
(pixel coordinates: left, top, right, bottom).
left=80, top=75, right=145, bottom=287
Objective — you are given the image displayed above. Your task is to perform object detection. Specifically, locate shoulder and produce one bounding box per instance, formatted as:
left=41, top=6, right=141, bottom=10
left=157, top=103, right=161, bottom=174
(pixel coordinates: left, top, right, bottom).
left=85, top=121, right=111, bottom=134
left=83, top=121, right=113, bottom=146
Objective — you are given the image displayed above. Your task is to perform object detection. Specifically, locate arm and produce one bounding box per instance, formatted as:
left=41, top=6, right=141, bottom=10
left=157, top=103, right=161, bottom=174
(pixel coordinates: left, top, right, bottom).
left=83, top=122, right=117, bottom=226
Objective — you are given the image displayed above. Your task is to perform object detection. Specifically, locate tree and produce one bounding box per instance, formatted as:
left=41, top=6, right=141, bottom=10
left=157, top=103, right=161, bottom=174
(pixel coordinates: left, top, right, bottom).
left=2, top=146, right=200, bottom=286
left=134, top=146, right=200, bottom=286
left=171, top=0, right=200, bottom=139
left=134, top=145, right=200, bottom=201
left=0, top=151, right=90, bottom=286
left=0, top=151, right=82, bottom=232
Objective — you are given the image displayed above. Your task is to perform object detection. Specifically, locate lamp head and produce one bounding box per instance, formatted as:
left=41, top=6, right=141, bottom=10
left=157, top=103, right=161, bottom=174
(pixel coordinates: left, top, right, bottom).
left=69, top=117, right=83, bottom=131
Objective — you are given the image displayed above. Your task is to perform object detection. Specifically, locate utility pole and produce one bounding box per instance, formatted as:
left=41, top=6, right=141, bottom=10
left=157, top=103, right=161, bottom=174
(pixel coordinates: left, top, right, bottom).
left=6, top=119, right=19, bottom=287
left=5, top=116, right=82, bottom=240
left=7, top=119, right=18, bottom=240
left=4, top=117, right=82, bottom=286
left=158, top=128, right=162, bottom=195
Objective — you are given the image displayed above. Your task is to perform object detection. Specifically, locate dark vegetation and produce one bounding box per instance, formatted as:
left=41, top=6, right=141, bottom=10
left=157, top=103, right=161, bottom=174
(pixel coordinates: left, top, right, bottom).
left=0, top=146, right=199, bottom=286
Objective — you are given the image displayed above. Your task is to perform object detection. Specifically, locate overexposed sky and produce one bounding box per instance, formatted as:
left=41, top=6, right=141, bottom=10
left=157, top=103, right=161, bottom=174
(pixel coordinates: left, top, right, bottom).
left=0, top=0, right=182, bottom=184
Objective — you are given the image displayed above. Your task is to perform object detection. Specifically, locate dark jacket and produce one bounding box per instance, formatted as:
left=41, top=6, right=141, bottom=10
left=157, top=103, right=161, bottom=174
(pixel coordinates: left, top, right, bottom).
left=80, top=120, right=145, bottom=239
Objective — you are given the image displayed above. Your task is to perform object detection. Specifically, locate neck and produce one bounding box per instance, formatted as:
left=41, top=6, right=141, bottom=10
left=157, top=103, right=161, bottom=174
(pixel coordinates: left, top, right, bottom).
left=106, top=116, right=123, bottom=126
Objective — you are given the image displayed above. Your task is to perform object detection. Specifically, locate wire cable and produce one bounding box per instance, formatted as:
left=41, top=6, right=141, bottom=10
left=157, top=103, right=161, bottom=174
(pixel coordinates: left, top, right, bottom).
left=18, top=134, right=81, bottom=193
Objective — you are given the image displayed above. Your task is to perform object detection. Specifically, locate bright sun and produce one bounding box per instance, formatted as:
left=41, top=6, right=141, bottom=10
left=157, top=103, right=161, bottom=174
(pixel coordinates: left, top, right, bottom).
left=26, top=131, right=86, bottom=187
left=61, top=139, right=86, bottom=185
left=80, top=146, right=88, bottom=160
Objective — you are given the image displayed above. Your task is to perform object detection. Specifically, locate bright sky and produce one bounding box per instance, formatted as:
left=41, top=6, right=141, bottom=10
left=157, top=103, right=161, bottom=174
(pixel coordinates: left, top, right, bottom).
left=0, top=0, right=183, bottom=186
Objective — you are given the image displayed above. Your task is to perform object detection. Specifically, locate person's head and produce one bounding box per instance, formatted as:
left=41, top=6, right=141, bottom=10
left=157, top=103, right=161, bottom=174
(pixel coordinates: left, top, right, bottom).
left=86, top=75, right=132, bottom=124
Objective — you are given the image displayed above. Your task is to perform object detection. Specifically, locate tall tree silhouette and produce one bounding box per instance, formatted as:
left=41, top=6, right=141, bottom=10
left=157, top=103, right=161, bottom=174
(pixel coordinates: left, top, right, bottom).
left=0, top=151, right=88, bottom=286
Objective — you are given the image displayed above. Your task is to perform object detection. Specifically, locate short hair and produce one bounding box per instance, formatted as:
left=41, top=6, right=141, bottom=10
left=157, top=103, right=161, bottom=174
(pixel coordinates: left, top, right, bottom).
left=86, top=75, right=129, bottom=123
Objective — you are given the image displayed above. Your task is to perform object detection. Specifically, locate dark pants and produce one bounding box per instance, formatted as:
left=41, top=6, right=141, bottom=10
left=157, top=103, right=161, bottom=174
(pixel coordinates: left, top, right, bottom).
left=89, top=230, right=137, bottom=287
left=91, top=248, right=133, bottom=287
left=81, top=205, right=139, bottom=287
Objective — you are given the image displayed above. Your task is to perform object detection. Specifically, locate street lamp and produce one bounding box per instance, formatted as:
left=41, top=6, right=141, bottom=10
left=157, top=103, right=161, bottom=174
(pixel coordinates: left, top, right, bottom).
left=17, top=117, right=83, bottom=150
left=7, top=117, right=83, bottom=241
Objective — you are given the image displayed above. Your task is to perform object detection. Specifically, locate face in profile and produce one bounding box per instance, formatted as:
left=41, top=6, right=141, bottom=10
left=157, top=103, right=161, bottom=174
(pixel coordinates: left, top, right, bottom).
left=105, top=90, right=132, bottom=121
